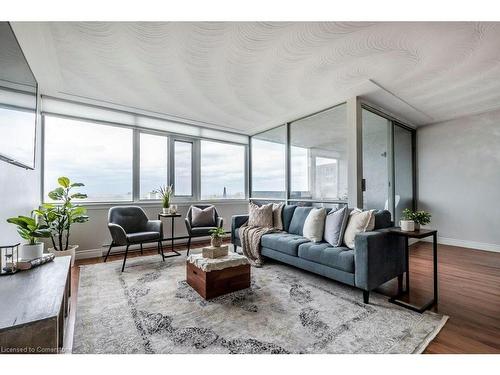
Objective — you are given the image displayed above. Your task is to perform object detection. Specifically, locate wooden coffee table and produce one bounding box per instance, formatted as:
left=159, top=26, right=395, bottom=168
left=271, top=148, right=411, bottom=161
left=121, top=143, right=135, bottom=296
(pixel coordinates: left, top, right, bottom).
left=186, top=253, right=250, bottom=299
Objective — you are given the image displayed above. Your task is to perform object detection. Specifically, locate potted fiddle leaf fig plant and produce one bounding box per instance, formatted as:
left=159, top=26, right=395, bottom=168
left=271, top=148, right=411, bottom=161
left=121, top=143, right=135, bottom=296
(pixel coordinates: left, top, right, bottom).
left=35, top=176, right=89, bottom=266
left=6, top=212, right=52, bottom=259
left=208, top=227, right=225, bottom=248
left=155, top=184, right=173, bottom=214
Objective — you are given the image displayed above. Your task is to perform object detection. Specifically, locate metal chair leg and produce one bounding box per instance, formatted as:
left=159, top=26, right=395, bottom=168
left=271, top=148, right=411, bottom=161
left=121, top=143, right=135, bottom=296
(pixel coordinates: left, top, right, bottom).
left=187, top=236, right=192, bottom=256
left=159, top=241, right=165, bottom=261
left=104, top=242, right=113, bottom=262
left=121, top=244, right=130, bottom=272
left=363, top=291, right=370, bottom=304
left=140, top=243, right=143, bottom=255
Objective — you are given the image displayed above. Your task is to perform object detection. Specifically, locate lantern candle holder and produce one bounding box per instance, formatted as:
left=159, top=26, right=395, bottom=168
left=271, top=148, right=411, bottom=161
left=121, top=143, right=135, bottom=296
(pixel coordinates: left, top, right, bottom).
left=0, top=243, right=20, bottom=275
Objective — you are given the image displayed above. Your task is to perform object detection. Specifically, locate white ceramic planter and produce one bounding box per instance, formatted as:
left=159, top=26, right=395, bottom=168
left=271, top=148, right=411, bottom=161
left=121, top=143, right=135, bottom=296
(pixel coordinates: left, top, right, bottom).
left=20, top=243, right=44, bottom=260
left=48, top=244, right=78, bottom=267
left=400, top=220, right=415, bottom=232
left=162, top=207, right=170, bottom=214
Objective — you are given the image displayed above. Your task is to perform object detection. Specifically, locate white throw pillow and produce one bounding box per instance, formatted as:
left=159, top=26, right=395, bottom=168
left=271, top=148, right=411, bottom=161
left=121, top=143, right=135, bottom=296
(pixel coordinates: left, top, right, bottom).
left=343, top=209, right=376, bottom=249
left=302, top=208, right=327, bottom=243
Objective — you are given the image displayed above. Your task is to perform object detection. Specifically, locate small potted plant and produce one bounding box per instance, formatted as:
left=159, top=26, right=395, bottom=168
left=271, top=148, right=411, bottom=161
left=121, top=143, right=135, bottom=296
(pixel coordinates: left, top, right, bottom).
left=412, top=210, right=432, bottom=231
left=6, top=212, right=52, bottom=259
left=35, top=177, right=89, bottom=266
left=400, top=208, right=432, bottom=231
left=400, top=208, right=415, bottom=232
left=208, top=227, right=225, bottom=248
left=155, top=185, right=173, bottom=214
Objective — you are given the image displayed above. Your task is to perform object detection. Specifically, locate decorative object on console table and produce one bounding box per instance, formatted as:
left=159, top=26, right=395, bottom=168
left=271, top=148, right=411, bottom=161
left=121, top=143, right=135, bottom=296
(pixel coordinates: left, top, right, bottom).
left=35, top=176, right=89, bottom=267
left=0, top=243, right=20, bottom=275
left=387, top=228, right=438, bottom=313
left=157, top=212, right=182, bottom=258
left=202, top=245, right=229, bottom=259
left=154, top=184, right=173, bottom=214
left=6, top=213, right=51, bottom=260
left=17, top=252, right=55, bottom=271
left=186, top=252, right=250, bottom=299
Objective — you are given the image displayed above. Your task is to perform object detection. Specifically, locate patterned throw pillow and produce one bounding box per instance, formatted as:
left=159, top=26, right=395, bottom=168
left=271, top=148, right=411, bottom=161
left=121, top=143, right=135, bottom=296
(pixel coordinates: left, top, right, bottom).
left=272, top=203, right=284, bottom=230
left=191, top=206, right=216, bottom=227
left=323, top=206, right=350, bottom=247
left=302, top=208, right=327, bottom=243
left=248, top=202, right=273, bottom=228
left=343, top=209, right=376, bottom=249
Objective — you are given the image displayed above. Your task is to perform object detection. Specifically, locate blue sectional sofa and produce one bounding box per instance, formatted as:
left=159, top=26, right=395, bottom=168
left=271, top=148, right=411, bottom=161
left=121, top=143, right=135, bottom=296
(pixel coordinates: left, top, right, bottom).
left=231, top=205, right=406, bottom=303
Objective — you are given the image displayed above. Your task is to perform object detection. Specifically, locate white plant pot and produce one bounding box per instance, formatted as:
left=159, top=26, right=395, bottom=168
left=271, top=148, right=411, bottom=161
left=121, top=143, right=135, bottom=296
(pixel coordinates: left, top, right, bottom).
left=48, top=244, right=78, bottom=267
left=20, top=243, right=44, bottom=260
left=400, top=220, right=415, bottom=232
left=162, top=207, right=170, bottom=214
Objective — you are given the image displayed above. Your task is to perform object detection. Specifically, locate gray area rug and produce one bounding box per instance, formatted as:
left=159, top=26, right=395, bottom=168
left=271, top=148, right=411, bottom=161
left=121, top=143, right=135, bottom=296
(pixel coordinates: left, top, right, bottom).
left=73, top=253, right=447, bottom=354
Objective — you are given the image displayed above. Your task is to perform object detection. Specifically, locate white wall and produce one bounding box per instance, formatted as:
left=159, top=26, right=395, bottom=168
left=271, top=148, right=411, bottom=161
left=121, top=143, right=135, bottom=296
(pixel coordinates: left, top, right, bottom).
left=417, top=109, right=500, bottom=252
left=0, top=123, right=41, bottom=244
left=66, top=201, right=248, bottom=259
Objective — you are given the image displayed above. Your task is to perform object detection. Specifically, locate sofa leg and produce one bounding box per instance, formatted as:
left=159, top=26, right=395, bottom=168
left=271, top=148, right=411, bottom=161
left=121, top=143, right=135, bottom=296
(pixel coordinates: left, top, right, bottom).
left=186, top=236, right=192, bottom=256
left=363, top=291, right=370, bottom=304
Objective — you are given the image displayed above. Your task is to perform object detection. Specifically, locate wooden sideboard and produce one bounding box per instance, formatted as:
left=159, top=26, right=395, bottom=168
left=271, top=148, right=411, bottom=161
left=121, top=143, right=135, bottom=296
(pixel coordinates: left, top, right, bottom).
left=0, top=256, right=71, bottom=354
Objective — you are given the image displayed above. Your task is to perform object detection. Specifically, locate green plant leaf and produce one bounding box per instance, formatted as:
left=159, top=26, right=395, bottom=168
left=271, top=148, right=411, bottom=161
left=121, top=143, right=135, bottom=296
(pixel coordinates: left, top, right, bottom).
left=71, top=193, right=88, bottom=199
left=58, top=176, right=70, bottom=188
left=70, top=182, right=84, bottom=187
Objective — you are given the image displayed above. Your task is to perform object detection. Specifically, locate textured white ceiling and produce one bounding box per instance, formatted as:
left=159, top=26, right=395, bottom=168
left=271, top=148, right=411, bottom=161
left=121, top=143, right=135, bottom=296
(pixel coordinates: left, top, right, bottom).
left=11, top=22, right=500, bottom=134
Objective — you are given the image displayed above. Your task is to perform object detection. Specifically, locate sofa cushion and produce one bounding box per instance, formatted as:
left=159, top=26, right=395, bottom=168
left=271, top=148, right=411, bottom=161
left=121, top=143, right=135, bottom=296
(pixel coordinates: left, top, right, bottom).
left=288, top=207, right=313, bottom=235
left=191, top=205, right=216, bottom=227
left=282, top=205, right=297, bottom=232
left=248, top=202, right=273, bottom=227
left=343, top=209, right=375, bottom=249
left=261, top=232, right=310, bottom=256
left=374, top=210, right=392, bottom=229
left=303, top=208, right=326, bottom=242
left=323, top=206, right=350, bottom=247
left=298, top=242, right=355, bottom=273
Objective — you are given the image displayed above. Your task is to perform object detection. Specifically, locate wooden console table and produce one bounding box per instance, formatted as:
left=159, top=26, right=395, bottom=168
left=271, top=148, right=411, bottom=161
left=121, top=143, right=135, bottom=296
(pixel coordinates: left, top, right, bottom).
left=0, top=256, right=71, bottom=354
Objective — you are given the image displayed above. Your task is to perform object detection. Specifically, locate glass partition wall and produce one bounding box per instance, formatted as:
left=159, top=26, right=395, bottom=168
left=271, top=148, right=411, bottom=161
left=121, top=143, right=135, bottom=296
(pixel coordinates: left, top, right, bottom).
left=361, top=107, right=415, bottom=221
left=250, top=103, right=349, bottom=208
left=250, top=102, right=415, bottom=219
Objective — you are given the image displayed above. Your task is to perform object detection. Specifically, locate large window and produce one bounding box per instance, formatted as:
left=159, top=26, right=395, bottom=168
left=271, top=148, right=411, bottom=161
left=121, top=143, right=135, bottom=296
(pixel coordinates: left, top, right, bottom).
left=44, top=116, right=133, bottom=202
left=140, top=132, right=168, bottom=199
left=251, top=125, right=286, bottom=199
left=201, top=140, right=245, bottom=199
left=174, top=140, right=192, bottom=196
left=290, top=104, right=348, bottom=200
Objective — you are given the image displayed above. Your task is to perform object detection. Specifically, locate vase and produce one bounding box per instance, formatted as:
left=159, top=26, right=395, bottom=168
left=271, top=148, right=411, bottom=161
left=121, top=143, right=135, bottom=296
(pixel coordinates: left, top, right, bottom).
left=48, top=244, right=78, bottom=267
left=400, top=220, right=415, bottom=232
left=211, top=237, right=222, bottom=248
left=20, top=243, right=44, bottom=260
left=162, top=207, right=170, bottom=214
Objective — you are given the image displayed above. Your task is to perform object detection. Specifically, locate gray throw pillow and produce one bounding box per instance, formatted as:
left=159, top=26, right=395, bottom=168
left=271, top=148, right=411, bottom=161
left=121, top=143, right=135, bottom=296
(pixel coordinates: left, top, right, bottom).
left=191, top=206, right=216, bottom=227
left=248, top=202, right=273, bottom=228
left=323, top=206, right=350, bottom=247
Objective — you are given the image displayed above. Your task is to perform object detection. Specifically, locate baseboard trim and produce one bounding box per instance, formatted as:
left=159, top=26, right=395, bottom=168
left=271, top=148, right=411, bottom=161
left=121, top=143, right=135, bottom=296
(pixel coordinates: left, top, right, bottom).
left=75, top=236, right=213, bottom=260
left=419, top=236, right=500, bottom=253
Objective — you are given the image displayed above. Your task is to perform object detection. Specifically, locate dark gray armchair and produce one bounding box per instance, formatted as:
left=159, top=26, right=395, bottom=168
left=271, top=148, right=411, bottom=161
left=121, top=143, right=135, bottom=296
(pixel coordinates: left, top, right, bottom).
left=105, top=206, right=164, bottom=271
left=185, top=204, right=223, bottom=256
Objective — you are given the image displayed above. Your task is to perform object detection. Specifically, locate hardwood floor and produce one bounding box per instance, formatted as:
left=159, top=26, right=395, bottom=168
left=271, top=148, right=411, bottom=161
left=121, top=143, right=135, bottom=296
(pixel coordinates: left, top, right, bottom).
left=67, top=240, right=500, bottom=354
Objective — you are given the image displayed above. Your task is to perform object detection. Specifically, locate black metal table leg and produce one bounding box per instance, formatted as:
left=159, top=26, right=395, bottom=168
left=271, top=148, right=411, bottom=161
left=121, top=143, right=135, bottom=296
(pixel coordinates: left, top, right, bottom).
left=405, top=236, right=410, bottom=292
left=157, top=213, right=182, bottom=259
left=433, top=232, right=438, bottom=306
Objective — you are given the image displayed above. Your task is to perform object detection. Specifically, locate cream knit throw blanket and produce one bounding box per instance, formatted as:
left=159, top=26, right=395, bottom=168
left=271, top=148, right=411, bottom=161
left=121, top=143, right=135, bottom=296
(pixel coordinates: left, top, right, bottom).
left=238, top=224, right=280, bottom=267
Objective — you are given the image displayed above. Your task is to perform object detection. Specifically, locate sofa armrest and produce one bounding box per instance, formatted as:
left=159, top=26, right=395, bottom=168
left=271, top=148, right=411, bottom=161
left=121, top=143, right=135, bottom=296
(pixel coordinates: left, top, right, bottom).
left=108, top=223, right=127, bottom=246
left=146, top=220, right=163, bottom=237
left=185, top=218, right=192, bottom=234
left=354, top=229, right=406, bottom=291
left=231, top=214, right=248, bottom=244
